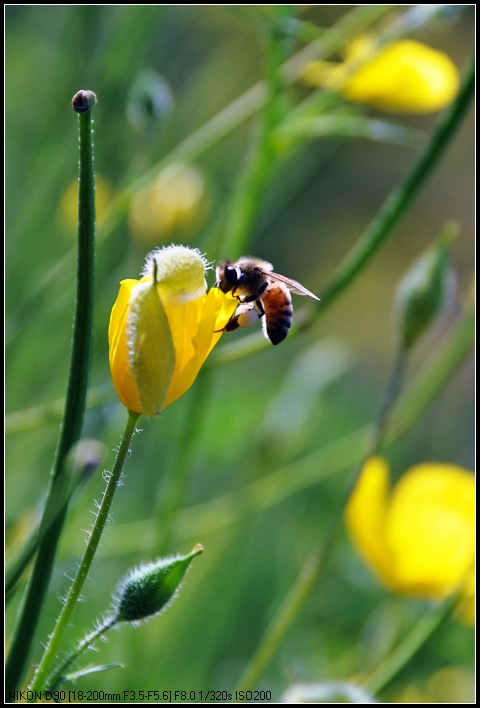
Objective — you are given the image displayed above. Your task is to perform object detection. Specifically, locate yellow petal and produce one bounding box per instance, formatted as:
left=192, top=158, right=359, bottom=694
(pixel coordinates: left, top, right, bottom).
left=384, top=464, right=475, bottom=597
left=108, top=279, right=142, bottom=414
left=346, top=457, right=475, bottom=600
left=300, top=60, right=342, bottom=88
left=162, top=287, right=237, bottom=408
left=341, top=39, right=459, bottom=114
left=301, top=37, right=459, bottom=114
left=345, top=456, right=398, bottom=588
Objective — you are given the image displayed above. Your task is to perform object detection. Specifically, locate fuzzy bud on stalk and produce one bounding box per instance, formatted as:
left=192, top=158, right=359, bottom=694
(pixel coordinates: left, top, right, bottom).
left=395, top=229, right=455, bottom=349
left=112, top=545, right=204, bottom=623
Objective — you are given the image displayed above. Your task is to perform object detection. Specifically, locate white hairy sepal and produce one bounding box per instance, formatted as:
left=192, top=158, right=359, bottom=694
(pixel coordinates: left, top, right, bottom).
left=142, top=244, right=209, bottom=305
left=126, top=279, right=176, bottom=416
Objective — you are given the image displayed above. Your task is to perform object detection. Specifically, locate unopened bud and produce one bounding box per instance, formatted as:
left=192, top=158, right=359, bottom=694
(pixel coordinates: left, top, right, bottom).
left=66, top=439, right=107, bottom=480
left=395, top=227, right=456, bottom=349
left=126, top=69, right=174, bottom=130
left=113, top=545, right=204, bottom=623
left=72, top=90, right=97, bottom=113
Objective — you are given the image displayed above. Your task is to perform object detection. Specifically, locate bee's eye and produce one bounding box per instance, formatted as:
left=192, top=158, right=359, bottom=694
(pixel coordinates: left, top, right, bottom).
left=225, top=265, right=238, bottom=286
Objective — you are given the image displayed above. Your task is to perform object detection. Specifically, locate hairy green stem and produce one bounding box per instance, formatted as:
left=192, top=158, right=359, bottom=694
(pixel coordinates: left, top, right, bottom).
left=6, top=92, right=96, bottom=693
left=29, top=410, right=140, bottom=693
left=47, top=616, right=118, bottom=692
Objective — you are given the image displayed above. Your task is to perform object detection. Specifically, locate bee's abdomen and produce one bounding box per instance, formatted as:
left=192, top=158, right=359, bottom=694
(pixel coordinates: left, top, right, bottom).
left=263, top=286, right=293, bottom=345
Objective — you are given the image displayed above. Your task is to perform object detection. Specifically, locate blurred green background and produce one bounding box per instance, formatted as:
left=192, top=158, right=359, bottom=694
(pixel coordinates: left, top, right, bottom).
left=6, top=5, right=474, bottom=702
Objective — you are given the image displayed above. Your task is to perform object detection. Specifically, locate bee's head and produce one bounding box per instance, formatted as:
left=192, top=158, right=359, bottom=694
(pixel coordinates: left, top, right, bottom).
left=215, top=260, right=239, bottom=293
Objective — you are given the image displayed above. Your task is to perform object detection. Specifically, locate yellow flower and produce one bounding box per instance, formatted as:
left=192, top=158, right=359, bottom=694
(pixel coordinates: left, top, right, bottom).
left=129, top=164, right=210, bottom=245
left=345, top=457, right=474, bottom=612
left=302, top=36, right=459, bottom=114
left=108, top=245, right=236, bottom=416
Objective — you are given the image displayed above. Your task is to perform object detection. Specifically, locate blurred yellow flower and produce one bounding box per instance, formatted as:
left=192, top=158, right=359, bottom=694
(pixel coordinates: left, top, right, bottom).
left=302, top=36, right=459, bottom=114
left=108, top=245, right=236, bottom=416
left=345, top=457, right=474, bottom=615
left=58, top=174, right=113, bottom=230
left=394, top=666, right=475, bottom=704
left=129, top=164, right=210, bottom=245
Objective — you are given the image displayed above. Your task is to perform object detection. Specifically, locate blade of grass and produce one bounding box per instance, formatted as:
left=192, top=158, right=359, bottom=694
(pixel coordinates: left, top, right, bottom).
left=6, top=92, right=97, bottom=692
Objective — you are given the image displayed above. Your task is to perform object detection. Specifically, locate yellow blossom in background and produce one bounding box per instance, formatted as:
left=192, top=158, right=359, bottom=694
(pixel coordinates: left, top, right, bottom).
left=394, top=666, right=475, bottom=704
left=345, top=457, right=474, bottom=618
left=108, top=245, right=237, bottom=416
left=58, top=174, right=113, bottom=230
left=302, top=36, right=459, bottom=114
left=129, top=164, right=210, bottom=245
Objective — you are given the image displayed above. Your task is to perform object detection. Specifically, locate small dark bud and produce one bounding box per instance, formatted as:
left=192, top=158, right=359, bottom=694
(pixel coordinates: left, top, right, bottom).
left=66, top=439, right=107, bottom=480
left=126, top=70, right=173, bottom=131
left=72, top=90, right=97, bottom=113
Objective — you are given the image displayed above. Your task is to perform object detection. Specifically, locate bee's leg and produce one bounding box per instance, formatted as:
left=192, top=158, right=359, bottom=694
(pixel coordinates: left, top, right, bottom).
left=254, top=299, right=265, bottom=317
left=215, top=315, right=239, bottom=334
left=241, top=281, right=268, bottom=303
left=223, top=316, right=241, bottom=333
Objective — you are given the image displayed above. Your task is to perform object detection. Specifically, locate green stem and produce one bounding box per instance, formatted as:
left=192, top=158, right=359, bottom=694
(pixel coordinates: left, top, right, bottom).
left=6, top=92, right=97, bottom=693
left=388, top=297, right=474, bottom=440
left=217, top=6, right=293, bottom=259
left=237, top=340, right=408, bottom=692
left=319, top=56, right=475, bottom=310
left=364, top=596, right=457, bottom=696
left=155, top=369, right=212, bottom=553
left=29, top=410, right=140, bottom=693
left=46, top=616, right=118, bottom=692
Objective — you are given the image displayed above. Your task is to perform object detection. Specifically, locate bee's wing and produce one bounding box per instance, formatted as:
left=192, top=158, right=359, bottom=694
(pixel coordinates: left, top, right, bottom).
left=266, top=271, right=320, bottom=300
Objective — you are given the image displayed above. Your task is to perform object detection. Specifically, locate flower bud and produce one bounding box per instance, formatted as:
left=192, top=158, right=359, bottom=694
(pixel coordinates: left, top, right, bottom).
left=72, top=90, right=97, bottom=113
left=65, top=439, right=107, bottom=480
left=395, top=232, right=454, bottom=349
left=126, top=69, right=174, bottom=131
left=113, top=545, right=204, bottom=623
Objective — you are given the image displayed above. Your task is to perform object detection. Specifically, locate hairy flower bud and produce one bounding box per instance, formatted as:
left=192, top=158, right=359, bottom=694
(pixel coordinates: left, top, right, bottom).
left=395, top=233, right=454, bottom=349
left=113, top=545, right=204, bottom=623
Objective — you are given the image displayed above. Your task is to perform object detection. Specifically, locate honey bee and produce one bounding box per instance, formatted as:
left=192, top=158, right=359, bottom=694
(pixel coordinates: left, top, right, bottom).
left=215, top=256, right=319, bottom=345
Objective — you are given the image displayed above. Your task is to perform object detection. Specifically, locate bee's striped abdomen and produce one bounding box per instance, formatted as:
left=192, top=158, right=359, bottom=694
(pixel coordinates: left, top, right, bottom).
left=262, top=285, right=293, bottom=345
